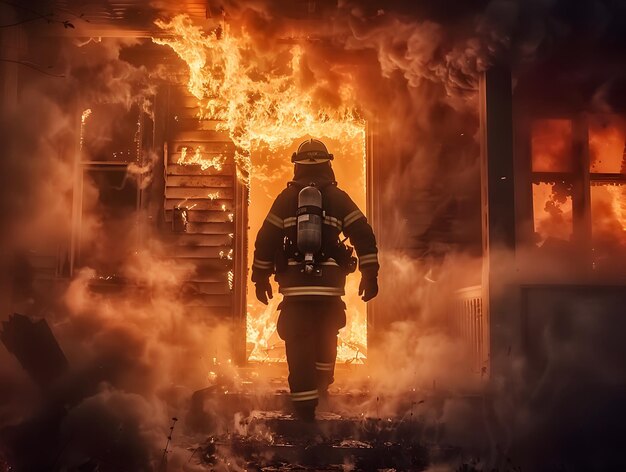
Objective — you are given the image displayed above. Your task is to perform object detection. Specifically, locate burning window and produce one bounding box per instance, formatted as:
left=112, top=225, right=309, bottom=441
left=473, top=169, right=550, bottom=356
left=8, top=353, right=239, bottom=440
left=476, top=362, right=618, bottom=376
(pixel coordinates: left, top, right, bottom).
left=589, top=115, right=626, bottom=173
left=82, top=104, right=142, bottom=163
left=531, top=119, right=575, bottom=246
left=529, top=114, right=626, bottom=272
left=77, top=104, right=145, bottom=276
left=532, top=181, right=573, bottom=245
left=589, top=115, right=626, bottom=272
left=531, top=119, right=574, bottom=172
left=79, top=167, right=139, bottom=275
left=153, top=16, right=371, bottom=364
left=246, top=135, right=368, bottom=364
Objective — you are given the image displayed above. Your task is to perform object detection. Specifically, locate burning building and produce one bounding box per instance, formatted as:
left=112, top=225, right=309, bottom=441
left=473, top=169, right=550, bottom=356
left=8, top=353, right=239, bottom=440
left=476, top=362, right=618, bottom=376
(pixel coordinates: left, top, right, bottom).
left=1, top=0, right=625, bottom=471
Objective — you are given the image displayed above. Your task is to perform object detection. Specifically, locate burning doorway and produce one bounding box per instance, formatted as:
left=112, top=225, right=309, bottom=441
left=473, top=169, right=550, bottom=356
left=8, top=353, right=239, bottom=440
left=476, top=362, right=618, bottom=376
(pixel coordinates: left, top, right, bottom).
left=246, top=134, right=369, bottom=363
left=153, top=16, right=376, bottom=365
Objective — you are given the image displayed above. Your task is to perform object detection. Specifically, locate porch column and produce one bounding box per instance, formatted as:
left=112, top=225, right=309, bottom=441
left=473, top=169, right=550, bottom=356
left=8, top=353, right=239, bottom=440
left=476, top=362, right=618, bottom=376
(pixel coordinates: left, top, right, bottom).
left=479, top=65, right=517, bottom=379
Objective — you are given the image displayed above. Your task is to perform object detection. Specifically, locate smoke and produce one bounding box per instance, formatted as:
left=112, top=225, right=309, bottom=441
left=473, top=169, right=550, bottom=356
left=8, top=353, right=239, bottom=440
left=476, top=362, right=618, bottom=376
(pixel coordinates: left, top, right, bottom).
left=0, top=17, right=239, bottom=470
left=2, top=0, right=626, bottom=470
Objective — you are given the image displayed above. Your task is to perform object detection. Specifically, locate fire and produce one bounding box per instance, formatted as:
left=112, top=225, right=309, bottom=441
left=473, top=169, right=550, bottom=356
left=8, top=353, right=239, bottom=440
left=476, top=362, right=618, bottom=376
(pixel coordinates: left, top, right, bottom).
left=589, top=115, right=626, bottom=238
left=81, top=108, right=92, bottom=124
left=227, top=270, right=234, bottom=291
left=153, top=15, right=365, bottom=183
left=153, top=15, right=368, bottom=363
left=605, top=185, right=626, bottom=231
left=177, top=146, right=225, bottom=171
left=531, top=116, right=626, bottom=260
left=532, top=181, right=573, bottom=245
left=220, top=249, right=234, bottom=260
left=531, top=119, right=573, bottom=172
left=80, top=108, right=92, bottom=150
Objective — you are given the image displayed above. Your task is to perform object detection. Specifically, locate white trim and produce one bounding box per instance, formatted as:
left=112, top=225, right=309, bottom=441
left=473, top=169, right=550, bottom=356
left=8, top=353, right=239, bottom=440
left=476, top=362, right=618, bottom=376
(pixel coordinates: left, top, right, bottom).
left=266, top=213, right=283, bottom=229
left=291, top=389, right=319, bottom=401
left=359, top=253, right=378, bottom=266
left=253, top=258, right=273, bottom=269
left=281, top=286, right=345, bottom=296
left=344, top=209, right=364, bottom=228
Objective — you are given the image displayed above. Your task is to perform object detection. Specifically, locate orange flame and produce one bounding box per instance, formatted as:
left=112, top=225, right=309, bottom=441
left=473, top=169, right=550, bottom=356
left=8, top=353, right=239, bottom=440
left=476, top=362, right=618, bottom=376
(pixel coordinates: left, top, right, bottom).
left=153, top=15, right=368, bottom=363
left=153, top=15, right=365, bottom=181
left=177, top=146, right=225, bottom=171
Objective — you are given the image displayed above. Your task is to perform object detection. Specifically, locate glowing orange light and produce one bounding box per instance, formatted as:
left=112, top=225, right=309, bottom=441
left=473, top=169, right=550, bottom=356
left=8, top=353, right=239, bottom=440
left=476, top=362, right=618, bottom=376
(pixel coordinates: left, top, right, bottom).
left=153, top=15, right=368, bottom=363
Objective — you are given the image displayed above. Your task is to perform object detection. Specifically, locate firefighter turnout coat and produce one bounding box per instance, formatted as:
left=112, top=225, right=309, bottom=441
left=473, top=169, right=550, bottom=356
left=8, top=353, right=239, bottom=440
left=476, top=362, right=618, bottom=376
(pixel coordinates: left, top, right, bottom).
left=252, top=165, right=379, bottom=299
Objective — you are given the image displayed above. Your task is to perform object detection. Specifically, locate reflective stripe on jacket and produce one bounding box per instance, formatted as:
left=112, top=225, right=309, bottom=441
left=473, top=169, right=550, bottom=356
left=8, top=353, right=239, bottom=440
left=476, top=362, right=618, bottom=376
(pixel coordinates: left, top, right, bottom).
left=252, top=180, right=379, bottom=299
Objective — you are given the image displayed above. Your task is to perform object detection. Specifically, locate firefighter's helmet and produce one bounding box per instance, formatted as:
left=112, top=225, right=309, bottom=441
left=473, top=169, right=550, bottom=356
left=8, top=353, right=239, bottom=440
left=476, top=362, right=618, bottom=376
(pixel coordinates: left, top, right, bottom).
left=291, top=139, right=334, bottom=164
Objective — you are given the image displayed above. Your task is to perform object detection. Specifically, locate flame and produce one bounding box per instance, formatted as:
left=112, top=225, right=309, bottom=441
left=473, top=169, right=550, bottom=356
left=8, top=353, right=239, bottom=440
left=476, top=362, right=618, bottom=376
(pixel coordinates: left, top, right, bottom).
left=80, top=108, right=92, bottom=150
left=532, top=116, right=626, bottom=255
left=219, top=249, right=233, bottom=260
left=600, top=185, right=626, bottom=231
left=177, top=146, right=225, bottom=171
left=153, top=15, right=368, bottom=363
left=532, top=182, right=573, bottom=245
left=588, top=115, right=626, bottom=240
left=531, top=119, right=574, bottom=172
left=589, top=114, right=626, bottom=173
left=81, top=108, right=92, bottom=124
left=153, top=15, right=365, bottom=182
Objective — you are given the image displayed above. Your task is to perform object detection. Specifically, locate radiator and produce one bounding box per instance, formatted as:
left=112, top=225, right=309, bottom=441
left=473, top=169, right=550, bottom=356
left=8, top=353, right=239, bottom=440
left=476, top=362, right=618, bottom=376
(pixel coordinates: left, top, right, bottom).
left=453, top=285, right=488, bottom=376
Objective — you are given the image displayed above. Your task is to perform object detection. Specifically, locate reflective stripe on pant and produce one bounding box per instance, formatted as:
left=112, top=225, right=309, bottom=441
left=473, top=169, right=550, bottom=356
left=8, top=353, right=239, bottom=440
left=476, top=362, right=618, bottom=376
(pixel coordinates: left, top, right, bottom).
left=277, top=298, right=346, bottom=410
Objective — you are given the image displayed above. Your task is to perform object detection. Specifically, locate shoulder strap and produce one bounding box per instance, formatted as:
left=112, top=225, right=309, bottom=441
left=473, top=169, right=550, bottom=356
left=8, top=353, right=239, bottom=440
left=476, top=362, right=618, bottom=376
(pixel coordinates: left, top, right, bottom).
left=287, top=180, right=337, bottom=190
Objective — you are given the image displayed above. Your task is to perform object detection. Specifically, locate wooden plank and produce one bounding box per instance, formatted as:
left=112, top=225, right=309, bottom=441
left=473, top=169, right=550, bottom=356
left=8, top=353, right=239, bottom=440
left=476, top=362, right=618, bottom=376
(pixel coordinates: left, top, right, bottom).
left=183, top=281, right=231, bottom=295
left=192, top=259, right=233, bottom=274
left=173, top=93, right=203, bottom=109
left=172, top=246, right=232, bottom=259
left=170, top=233, right=233, bottom=246
left=186, top=273, right=229, bottom=283
left=164, top=199, right=234, bottom=211
left=167, top=164, right=235, bottom=176
left=169, top=149, right=234, bottom=161
left=165, top=210, right=233, bottom=224
left=184, top=294, right=232, bottom=307
left=170, top=108, right=201, bottom=121
left=185, top=306, right=232, bottom=320
left=185, top=222, right=235, bottom=235
left=170, top=129, right=230, bottom=142
left=170, top=141, right=235, bottom=153
left=165, top=187, right=234, bottom=200
left=167, top=153, right=232, bottom=171
left=170, top=116, right=223, bottom=131
left=166, top=175, right=233, bottom=188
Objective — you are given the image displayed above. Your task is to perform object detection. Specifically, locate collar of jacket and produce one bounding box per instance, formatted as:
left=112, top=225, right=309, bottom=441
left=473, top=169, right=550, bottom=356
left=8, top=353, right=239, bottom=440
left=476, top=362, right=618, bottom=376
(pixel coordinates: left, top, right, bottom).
left=291, top=162, right=337, bottom=188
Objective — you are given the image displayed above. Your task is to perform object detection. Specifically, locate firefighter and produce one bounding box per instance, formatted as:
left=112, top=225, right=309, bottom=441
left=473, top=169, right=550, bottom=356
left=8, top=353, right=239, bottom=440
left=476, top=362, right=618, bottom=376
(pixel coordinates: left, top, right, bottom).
left=251, top=138, right=379, bottom=422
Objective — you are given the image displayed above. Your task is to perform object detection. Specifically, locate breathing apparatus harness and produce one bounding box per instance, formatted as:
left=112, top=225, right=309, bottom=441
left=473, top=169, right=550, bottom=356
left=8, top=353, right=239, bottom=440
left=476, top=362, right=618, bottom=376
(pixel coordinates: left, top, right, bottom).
left=278, top=180, right=357, bottom=277
left=278, top=139, right=357, bottom=276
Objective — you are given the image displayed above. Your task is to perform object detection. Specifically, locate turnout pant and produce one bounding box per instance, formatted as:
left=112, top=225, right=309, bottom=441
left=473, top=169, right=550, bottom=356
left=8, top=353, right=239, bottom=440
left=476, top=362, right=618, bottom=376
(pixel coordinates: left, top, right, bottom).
left=277, top=298, right=346, bottom=419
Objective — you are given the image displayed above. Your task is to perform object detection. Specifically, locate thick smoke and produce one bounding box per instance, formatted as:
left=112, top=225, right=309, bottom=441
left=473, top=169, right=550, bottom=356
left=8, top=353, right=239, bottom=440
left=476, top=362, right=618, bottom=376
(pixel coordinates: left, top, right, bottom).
left=2, top=0, right=626, bottom=470
left=0, top=11, right=237, bottom=470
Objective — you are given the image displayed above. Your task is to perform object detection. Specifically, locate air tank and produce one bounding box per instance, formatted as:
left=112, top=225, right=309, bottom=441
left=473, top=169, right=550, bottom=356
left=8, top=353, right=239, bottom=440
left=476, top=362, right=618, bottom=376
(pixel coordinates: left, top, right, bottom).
left=297, top=185, right=323, bottom=271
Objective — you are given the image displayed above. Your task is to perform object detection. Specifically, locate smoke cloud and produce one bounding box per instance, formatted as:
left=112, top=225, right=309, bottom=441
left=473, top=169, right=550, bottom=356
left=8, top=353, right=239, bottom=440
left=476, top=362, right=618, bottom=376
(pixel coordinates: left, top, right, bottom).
left=1, top=0, right=626, bottom=470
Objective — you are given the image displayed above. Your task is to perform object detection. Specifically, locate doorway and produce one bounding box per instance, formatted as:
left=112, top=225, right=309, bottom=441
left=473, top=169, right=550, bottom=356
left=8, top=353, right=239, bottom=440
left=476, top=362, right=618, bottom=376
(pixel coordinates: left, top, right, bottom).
left=245, top=133, right=369, bottom=364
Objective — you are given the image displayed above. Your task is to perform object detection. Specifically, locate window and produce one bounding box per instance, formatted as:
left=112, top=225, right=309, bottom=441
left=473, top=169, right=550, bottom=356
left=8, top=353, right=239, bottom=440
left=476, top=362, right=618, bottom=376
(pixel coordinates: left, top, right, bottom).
left=588, top=115, right=626, bottom=273
left=529, top=115, right=626, bottom=274
left=73, top=103, right=152, bottom=277
left=531, top=119, right=575, bottom=248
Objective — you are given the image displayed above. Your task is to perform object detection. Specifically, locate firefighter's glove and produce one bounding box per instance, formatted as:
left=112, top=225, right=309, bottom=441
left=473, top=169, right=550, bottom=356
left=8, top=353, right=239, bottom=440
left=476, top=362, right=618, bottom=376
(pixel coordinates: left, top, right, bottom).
left=359, top=277, right=378, bottom=302
left=255, top=279, right=273, bottom=305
